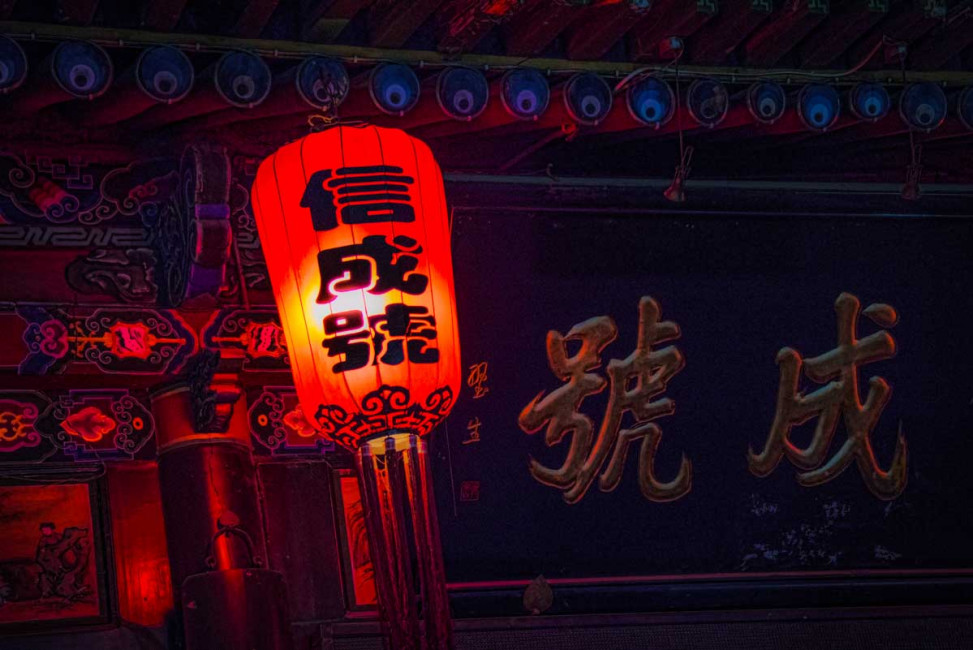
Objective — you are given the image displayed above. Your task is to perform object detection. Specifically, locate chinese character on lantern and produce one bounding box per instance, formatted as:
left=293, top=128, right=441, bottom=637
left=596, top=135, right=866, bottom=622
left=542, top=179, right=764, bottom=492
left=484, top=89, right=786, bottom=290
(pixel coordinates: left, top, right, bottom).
left=748, top=292, right=907, bottom=500
left=518, top=297, right=692, bottom=504
left=301, top=165, right=417, bottom=231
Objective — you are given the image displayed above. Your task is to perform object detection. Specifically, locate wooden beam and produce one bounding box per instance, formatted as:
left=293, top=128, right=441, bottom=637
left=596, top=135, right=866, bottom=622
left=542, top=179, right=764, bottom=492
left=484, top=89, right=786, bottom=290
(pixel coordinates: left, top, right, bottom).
left=799, top=0, right=885, bottom=69
left=142, top=0, right=190, bottom=32
left=687, top=0, right=770, bottom=65
left=4, top=19, right=973, bottom=84
left=744, top=0, right=829, bottom=67
left=57, top=0, right=100, bottom=25
left=368, top=0, right=444, bottom=48
left=232, top=0, right=280, bottom=38
left=564, top=2, right=643, bottom=60
left=503, top=0, right=579, bottom=57
left=629, top=0, right=714, bottom=61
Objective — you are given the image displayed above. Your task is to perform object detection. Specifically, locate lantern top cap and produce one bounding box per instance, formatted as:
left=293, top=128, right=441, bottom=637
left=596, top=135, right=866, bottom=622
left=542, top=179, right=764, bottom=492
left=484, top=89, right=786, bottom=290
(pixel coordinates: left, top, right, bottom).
left=255, top=124, right=438, bottom=181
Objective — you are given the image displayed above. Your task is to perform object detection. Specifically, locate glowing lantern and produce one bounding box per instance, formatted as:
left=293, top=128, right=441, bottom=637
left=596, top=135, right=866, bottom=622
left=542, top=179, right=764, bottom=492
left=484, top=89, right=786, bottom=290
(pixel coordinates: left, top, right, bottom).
left=251, top=124, right=460, bottom=449
left=252, top=124, right=458, bottom=649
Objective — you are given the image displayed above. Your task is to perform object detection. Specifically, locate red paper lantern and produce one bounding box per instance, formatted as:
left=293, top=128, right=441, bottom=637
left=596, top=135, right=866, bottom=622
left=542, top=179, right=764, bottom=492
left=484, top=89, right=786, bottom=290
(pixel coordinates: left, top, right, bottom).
left=251, top=125, right=460, bottom=450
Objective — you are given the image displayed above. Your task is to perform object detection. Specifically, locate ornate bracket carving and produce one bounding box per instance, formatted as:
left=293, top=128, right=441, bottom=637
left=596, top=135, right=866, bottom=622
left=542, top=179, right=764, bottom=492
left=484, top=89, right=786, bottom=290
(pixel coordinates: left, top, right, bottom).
left=185, top=350, right=242, bottom=434
left=158, top=145, right=233, bottom=307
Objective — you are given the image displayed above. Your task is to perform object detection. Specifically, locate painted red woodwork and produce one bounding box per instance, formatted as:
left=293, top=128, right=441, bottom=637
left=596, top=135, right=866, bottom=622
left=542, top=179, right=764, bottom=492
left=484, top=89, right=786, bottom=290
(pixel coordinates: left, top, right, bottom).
left=251, top=125, right=461, bottom=450
left=60, top=405, right=116, bottom=442
left=339, top=475, right=377, bottom=607
left=106, top=463, right=174, bottom=627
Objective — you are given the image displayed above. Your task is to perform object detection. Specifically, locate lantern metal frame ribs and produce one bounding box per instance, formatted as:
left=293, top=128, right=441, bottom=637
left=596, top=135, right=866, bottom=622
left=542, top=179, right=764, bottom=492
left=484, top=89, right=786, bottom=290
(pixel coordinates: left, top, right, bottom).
left=356, top=433, right=451, bottom=649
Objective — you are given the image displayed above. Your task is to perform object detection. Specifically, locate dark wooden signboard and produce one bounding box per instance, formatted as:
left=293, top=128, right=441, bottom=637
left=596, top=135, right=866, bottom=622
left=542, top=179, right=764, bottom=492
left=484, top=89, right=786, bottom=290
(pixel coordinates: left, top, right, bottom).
left=436, top=202, right=973, bottom=616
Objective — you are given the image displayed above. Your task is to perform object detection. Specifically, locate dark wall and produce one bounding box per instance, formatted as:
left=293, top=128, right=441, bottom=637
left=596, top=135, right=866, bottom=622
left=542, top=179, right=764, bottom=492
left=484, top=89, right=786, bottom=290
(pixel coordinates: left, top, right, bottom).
left=257, top=460, right=348, bottom=623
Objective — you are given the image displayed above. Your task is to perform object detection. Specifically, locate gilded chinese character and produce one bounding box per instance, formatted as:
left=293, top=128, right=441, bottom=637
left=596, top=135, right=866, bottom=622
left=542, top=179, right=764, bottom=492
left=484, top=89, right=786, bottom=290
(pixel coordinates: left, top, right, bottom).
left=519, top=297, right=692, bottom=504
left=748, top=292, right=907, bottom=500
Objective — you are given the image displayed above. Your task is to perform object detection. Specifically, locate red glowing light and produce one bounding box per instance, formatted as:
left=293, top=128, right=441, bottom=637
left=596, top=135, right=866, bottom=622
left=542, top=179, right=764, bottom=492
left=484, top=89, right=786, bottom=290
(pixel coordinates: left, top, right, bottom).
left=251, top=125, right=460, bottom=449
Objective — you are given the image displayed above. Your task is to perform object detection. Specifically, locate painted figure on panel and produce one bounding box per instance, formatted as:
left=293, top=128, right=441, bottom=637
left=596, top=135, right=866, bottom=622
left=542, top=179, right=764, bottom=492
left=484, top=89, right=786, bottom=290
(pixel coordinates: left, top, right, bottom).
left=0, top=484, right=99, bottom=624
left=34, top=522, right=92, bottom=600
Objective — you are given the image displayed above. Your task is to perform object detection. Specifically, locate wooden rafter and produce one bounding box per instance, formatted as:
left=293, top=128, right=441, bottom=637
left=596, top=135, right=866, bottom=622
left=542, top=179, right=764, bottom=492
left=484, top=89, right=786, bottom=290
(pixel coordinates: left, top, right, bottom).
left=846, top=8, right=940, bottom=70
left=57, top=0, right=100, bottom=25
left=799, top=0, right=886, bottom=69
left=503, top=0, right=578, bottom=57
left=368, top=0, right=444, bottom=48
left=303, top=0, right=376, bottom=42
left=437, top=0, right=526, bottom=54
left=232, top=0, right=280, bottom=38
left=564, top=2, right=644, bottom=60
left=687, top=0, right=770, bottom=65
left=744, top=0, right=829, bottom=67
left=907, top=11, right=973, bottom=70
left=142, top=0, right=190, bottom=32
left=628, top=0, right=714, bottom=61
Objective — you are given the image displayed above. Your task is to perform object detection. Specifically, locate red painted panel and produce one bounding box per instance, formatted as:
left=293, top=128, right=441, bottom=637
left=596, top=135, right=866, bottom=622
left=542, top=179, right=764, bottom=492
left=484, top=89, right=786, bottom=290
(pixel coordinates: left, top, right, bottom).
left=339, top=475, right=377, bottom=607
left=106, top=462, right=174, bottom=627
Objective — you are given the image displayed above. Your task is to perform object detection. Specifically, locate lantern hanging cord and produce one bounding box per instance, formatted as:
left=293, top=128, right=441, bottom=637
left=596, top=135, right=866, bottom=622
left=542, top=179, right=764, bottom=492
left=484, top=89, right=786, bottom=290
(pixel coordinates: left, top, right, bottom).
left=899, top=45, right=923, bottom=197
left=307, top=66, right=345, bottom=132
left=307, top=114, right=337, bottom=131
left=674, top=52, right=686, bottom=174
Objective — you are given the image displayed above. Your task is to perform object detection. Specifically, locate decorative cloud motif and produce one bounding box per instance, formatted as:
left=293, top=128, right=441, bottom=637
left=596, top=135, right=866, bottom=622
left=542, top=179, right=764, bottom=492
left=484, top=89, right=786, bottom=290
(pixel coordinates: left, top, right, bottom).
left=61, top=406, right=116, bottom=443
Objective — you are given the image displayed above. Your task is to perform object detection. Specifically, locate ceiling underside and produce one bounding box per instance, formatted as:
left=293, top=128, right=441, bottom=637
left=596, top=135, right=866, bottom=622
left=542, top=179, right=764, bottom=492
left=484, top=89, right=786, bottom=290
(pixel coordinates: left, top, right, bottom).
left=2, top=0, right=973, bottom=186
